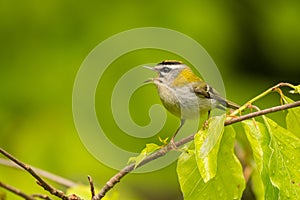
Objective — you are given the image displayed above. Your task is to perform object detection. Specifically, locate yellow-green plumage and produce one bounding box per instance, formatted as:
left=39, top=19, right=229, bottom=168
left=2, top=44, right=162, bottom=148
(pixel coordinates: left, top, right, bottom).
left=171, top=67, right=202, bottom=87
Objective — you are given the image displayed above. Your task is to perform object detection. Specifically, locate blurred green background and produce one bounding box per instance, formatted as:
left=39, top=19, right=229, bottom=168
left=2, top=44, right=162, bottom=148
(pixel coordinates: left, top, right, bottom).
left=0, top=1, right=300, bottom=199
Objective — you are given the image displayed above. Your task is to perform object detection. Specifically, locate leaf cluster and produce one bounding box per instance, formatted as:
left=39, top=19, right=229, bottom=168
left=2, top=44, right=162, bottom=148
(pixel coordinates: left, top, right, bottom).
left=177, top=91, right=300, bottom=199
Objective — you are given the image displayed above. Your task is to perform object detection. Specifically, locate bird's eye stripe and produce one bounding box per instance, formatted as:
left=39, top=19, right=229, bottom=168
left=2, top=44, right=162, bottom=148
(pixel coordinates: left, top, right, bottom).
left=160, top=67, right=171, bottom=73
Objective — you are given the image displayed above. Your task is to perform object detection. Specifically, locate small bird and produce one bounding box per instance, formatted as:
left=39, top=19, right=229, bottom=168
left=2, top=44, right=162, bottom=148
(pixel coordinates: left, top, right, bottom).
left=144, top=60, right=239, bottom=145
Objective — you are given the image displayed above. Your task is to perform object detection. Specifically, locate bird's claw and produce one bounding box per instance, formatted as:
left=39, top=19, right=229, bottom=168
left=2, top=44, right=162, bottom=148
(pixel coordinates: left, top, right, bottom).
left=169, top=138, right=178, bottom=150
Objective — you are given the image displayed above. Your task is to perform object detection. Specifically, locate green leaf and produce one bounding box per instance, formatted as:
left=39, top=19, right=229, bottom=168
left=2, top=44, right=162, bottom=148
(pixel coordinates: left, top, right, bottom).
left=283, top=96, right=300, bottom=137
left=242, top=120, right=279, bottom=199
left=251, top=169, right=265, bottom=200
left=159, top=136, right=169, bottom=145
left=242, top=120, right=264, bottom=172
left=177, top=126, right=245, bottom=200
left=264, top=117, right=300, bottom=199
left=194, top=114, right=226, bottom=182
left=128, top=143, right=161, bottom=168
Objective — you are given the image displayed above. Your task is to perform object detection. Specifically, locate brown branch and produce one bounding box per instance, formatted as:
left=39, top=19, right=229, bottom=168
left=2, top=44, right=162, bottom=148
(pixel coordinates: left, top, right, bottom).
left=32, top=194, right=52, bottom=200
left=87, top=176, right=95, bottom=199
left=93, top=100, right=300, bottom=200
left=0, top=148, right=78, bottom=200
left=0, top=158, right=77, bottom=188
left=225, top=100, right=300, bottom=125
left=0, top=181, right=36, bottom=200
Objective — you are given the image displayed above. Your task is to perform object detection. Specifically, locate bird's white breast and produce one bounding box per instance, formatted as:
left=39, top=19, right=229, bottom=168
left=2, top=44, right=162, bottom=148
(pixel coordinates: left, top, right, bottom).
left=156, top=82, right=217, bottom=119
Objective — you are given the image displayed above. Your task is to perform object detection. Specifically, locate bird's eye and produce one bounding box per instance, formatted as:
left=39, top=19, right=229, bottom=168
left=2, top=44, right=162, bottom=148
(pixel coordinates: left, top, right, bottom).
left=160, top=67, right=171, bottom=73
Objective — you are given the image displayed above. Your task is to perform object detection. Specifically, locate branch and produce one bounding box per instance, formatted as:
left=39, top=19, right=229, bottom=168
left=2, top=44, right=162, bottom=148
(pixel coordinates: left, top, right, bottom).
left=0, top=148, right=80, bottom=200
left=230, top=82, right=296, bottom=116
left=0, top=158, right=77, bottom=188
left=88, top=176, right=95, bottom=199
left=32, top=194, right=52, bottom=200
left=225, top=100, right=300, bottom=125
left=0, top=181, right=36, bottom=200
left=93, top=100, right=300, bottom=200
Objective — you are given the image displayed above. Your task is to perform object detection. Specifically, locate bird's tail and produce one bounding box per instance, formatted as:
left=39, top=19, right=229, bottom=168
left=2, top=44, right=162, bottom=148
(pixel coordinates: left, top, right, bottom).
left=224, top=99, right=240, bottom=109
left=215, top=95, right=240, bottom=110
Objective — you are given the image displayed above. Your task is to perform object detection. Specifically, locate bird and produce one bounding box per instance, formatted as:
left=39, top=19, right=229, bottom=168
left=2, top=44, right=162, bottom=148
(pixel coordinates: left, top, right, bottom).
left=144, top=60, right=239, bottom=146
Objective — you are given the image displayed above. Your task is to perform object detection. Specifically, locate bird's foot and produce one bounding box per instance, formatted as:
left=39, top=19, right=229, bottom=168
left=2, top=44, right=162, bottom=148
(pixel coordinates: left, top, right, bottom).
left=169, top=138, right=178, bottom=150
left=202, top=120, right=209, bottom=130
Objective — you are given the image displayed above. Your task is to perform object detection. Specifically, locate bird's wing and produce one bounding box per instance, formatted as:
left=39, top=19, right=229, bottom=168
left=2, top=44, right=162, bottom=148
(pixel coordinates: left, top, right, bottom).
left=193, top=82, right=239, bottom=109
left=192, top=81, right=211, bottom=98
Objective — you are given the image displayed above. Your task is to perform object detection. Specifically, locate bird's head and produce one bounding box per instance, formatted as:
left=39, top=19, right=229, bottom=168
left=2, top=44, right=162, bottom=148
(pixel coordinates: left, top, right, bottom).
left=144, top=60, right=201, bottom=86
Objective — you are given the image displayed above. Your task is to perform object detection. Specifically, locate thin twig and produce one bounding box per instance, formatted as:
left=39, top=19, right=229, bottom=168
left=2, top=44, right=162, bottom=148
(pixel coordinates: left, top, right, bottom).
left=0, top=158, right=77, bottom=188
left=0, top=148, right=71, bottom=200
left=225, top=101, right=300, bottom=125
left=93, top=100, right=300, bottom=200
left=231, top=82, right=295, bottom=116
left=87, top=176, right=95, bottom=199
left=32, top=194, right=52, bottom=200
left=0, top=181, right=36, bottom=200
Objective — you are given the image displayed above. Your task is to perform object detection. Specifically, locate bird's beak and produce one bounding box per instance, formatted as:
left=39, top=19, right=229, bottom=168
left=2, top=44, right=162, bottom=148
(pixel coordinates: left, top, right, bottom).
left=143, top=66, right=157, bottom=83
left=143, top=78, right=154, bottom=83
left=143, top=66, right=156, bottom=71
